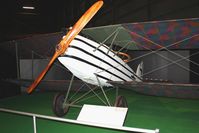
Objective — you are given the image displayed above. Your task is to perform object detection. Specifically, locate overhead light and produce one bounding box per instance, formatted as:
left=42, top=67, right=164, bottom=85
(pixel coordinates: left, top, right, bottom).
left=22, top=6, right=35, bottom=10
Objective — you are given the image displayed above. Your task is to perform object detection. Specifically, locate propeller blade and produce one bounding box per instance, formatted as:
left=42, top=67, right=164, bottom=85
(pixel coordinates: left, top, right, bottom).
left=26, top=0, right=104, bottom=94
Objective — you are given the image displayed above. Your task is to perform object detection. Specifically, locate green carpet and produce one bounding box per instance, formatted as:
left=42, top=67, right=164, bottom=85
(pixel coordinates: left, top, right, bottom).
left=0, top=89, right=198, bottom=133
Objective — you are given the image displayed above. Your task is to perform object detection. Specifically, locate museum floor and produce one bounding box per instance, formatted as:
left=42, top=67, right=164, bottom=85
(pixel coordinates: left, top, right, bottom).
left=0, top=89, right=198, bottom=133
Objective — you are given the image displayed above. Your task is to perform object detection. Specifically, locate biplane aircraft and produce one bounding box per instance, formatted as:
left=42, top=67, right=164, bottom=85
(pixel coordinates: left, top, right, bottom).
left=6, top=0, right=199, bottom=117
left=25, top=0, right=140, bottom=116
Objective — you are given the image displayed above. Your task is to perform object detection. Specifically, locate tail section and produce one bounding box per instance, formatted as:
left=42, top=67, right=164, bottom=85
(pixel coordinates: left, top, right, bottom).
left=135, top=61, right=143, bottom=82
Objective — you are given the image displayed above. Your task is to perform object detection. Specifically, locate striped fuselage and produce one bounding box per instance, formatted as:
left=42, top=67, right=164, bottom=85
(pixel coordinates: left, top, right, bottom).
left=58, top=35, right=135, bottom=86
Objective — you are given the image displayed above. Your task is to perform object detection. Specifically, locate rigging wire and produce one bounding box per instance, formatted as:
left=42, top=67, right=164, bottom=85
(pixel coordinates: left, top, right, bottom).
left=143, top=50, right=199, bottom=77
left=99, top=27, right=199, bottom=78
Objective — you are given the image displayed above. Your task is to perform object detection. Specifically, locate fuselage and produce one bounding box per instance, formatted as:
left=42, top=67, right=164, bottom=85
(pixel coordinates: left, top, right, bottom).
left=58, top=35, right=135, bottom=86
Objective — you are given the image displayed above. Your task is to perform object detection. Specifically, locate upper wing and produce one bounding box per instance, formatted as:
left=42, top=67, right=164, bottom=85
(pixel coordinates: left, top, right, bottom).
left=82, top=18, right=199, bottom=50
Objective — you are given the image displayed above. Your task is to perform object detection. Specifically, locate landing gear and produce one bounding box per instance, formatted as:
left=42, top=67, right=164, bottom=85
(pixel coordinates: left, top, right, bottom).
left=53, top=92, right=70, bottom=117
left=114, top=95, right=128, bottom=107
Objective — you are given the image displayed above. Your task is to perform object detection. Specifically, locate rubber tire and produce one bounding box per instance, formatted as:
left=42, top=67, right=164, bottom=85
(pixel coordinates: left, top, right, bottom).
left=114, top=95, right=128, bottom=108
left=53, top=92, right=70, bottom=117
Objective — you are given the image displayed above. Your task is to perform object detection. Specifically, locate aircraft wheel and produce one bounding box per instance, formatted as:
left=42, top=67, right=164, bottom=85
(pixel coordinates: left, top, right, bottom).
left=53, top=92, right=70, bottom=117
left=114, top=96, right=128, bottom=108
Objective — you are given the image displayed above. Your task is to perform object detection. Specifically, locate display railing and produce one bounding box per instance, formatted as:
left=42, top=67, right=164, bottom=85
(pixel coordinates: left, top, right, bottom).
left=0, top=108, right=159, bottom=133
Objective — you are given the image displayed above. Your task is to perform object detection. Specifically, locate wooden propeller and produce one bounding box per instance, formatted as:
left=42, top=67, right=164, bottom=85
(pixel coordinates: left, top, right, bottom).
left=27, top=0, right=103, bottom=94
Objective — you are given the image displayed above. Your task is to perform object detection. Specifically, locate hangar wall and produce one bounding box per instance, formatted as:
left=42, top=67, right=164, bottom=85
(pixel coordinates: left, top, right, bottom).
left=129, top=50, right=190, bottom=83
left=20, top=59, right=68, bottom=80
left=0, top=42, right=20, bottom=98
